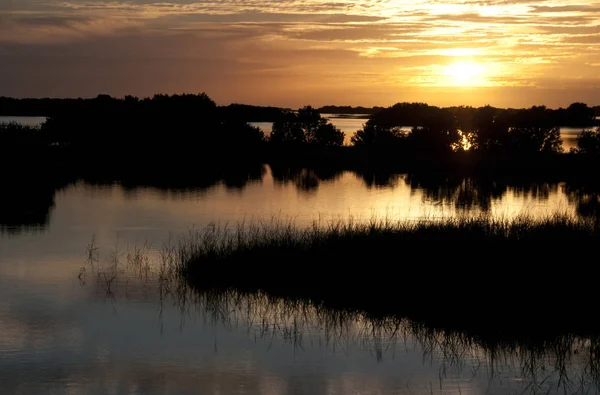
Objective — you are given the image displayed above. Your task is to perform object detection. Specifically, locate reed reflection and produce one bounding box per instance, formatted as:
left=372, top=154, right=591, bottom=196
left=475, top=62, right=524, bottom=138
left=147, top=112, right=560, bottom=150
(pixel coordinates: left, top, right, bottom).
left=77, top=242, right=600, bottom=395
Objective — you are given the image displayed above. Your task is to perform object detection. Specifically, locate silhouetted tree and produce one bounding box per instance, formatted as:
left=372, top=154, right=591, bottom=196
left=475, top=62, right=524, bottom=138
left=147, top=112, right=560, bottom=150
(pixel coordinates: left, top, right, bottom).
left=270, top=112, right=306, bottom=144
left=560, top=102, right=596, bottom=127
left=308, top=122, right=344, bottom=146
left=219, top=122, right=265, bottom=147
left=504, top=106, right=562, bottom=154
left=352, top=103, right=459, bottom=154
left=350, top=122, right=405, bottom=147
left=471, top=106, right=510, bottom=151
left=219, top=104, right=285, bottom=122
left=508, top=126, right=563, bottom=154
left=407, top=108, right=458, bottom=154
left=575, top=127, right=600, bottom=155
left=270, top=106, right=344, bottom=146
left=0, top=122, right=46, bottom=147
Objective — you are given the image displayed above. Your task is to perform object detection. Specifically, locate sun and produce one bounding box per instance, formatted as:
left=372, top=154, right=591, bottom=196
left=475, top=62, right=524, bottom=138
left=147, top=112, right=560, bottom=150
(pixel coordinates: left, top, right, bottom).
left=444, top=62, right=486, bottom=86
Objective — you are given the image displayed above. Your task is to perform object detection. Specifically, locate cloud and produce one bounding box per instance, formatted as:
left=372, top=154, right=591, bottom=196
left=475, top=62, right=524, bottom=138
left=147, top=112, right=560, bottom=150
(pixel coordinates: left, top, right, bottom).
left=1, top=0, right=600, bottom=106
left=532, top=5, right=600, bottom=13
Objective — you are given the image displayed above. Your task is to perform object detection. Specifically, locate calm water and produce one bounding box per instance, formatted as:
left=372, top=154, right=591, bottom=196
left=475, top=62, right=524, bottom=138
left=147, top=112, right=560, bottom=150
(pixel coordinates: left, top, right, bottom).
left=1, top=165, right=599, bottom=394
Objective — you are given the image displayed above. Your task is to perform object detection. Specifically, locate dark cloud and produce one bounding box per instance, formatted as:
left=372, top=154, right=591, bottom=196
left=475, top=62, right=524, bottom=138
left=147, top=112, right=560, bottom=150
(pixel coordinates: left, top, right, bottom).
left=157, top=11, right=387, bottom=24
left=9, top=15, right=93, bottom=28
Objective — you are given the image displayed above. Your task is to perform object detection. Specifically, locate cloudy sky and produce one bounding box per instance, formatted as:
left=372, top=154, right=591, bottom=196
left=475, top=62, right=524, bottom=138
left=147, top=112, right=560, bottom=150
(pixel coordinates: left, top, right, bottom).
left=1, top=0, right=599, bottom=107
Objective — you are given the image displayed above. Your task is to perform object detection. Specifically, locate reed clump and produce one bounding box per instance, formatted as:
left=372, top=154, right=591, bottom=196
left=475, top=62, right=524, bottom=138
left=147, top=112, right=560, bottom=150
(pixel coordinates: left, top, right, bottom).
left=178, top=214, right=600, bottom=337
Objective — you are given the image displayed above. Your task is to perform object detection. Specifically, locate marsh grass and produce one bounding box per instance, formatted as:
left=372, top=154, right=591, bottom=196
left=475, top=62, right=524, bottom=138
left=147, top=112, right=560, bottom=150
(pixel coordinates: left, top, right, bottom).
left=176, top=214, right=600, bottom=338
left=81, top=221, right=600, bottom=393
left=80, top=250, right=600, bottom=394
left=0, top=122, right=45, bottom=147
left=79, top=235, right=186, bottom=305
left=180, top=213, right=598, bottom=260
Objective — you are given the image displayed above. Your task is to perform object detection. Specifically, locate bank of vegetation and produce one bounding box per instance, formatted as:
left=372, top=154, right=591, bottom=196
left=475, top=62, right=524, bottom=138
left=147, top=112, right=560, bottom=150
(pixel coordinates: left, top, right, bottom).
left=2, top=93, right=600, bottom=190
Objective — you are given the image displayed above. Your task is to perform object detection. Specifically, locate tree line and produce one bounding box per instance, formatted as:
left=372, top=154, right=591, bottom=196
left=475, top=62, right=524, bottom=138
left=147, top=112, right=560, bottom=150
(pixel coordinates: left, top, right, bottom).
left=1, top=93, right=600, bottom=158
left=351, top=102, right=599, bottom=155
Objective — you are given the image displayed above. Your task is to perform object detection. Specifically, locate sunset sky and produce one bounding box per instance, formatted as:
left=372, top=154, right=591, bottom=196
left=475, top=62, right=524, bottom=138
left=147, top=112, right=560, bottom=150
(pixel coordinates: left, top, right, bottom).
left=1, top=0, right=599, bottom=107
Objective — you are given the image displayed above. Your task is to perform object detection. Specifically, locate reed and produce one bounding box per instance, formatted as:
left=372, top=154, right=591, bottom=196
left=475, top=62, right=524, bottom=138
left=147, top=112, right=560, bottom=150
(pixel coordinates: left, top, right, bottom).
left=178, top=214, right=600, bottom=337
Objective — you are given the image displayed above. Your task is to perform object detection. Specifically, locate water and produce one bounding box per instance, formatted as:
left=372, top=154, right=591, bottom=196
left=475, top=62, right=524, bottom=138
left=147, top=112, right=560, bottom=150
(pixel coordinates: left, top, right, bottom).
left=561, top=127, right=585, bottom=152
left=2, top=114, right=600, bottom=394
left=1, top=165, right=599, bottom=394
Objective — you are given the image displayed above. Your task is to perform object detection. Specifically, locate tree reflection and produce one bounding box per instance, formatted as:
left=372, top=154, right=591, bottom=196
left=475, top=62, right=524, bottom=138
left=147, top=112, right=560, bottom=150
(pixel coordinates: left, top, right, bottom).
left=0, top=174, right=72, bottom=235
left=564, top=181, right=600, bottom=220
left=269, top=163, right=343, bottom=193
left=3, top=164, right=600, bottom=234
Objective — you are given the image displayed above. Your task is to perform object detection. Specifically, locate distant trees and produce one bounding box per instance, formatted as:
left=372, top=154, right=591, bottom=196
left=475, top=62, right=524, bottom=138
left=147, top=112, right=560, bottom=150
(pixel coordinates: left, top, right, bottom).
left=219, top=104, right=285, bottom=122
left=575, top=127, right=600, bottom=155
left=219, top=122, right=265, bottom=147
left=352, top=103, right=573, bottom=155
left=508, top=126, right=563, bottom=154
left=270, top=106, right=344, bottom=147
left=3, top=94, right=600, bottom=161
left=350, top=123, right=405, bottom=148
left=557, top=103, right=596, bottom=127
left=506, top=106, right=563, bottom=154
left=37, top=93, right=271, bottom=156
left=470, top=106, right=509, bottom=151
left=404, top=106, right=458, bottom=154
left=350, top=103, right=460, bottom=155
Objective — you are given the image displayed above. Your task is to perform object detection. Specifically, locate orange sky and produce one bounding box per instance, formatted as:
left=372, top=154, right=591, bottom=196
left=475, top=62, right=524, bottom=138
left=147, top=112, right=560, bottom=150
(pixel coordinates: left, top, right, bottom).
left=1, top=0, right=599, bottom=107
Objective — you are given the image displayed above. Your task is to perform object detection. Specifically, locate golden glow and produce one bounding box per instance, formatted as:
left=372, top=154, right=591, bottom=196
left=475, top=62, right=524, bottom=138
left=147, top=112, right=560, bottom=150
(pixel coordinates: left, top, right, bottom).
left=4, top=0, right=600, bottom=106
left=452, top=130, right=474, bottom=151
left=444, top=62, right=486, bottom=86
left=437, top=48, right=483, bottom=57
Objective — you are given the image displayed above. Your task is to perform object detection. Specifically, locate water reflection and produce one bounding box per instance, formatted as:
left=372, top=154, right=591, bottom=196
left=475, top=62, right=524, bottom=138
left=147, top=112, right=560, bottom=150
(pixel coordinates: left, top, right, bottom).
left=403, top=173, right=564, bottom=213
left=86, top=163, right=267, bottom=194
left=1, top=164, right=599, bottom=235
left=0, top=174, right=70, bottom=235
left=565, top=182, right=600, bottom=220
left=2, top=214, right=600, bottom=395
left=270, top=163, right=343, bottom=193
left=72, top=249, right=600, bottom=395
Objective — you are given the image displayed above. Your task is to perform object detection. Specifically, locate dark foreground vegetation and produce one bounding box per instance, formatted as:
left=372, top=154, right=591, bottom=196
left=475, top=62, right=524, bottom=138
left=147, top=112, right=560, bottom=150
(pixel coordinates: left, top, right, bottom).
left=81, top=219, right=600, bottom=393
left=178, top=215, right=600, bottom=338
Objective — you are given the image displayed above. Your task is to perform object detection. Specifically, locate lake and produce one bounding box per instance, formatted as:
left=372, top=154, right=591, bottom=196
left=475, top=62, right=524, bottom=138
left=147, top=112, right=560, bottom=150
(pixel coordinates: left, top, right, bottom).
left=2, top=114, right=600, bottom=394
left=1, top=163, right=599, bottom=394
